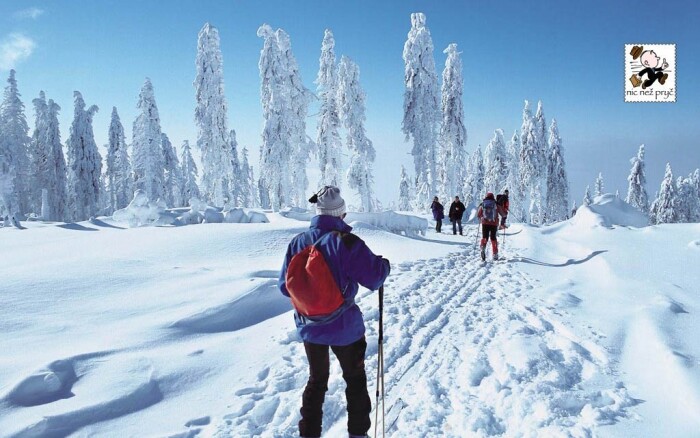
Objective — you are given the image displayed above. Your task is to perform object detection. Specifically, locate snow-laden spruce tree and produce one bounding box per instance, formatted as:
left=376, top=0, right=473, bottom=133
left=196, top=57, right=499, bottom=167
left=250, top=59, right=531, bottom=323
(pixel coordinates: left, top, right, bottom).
left=626, top=144, right=649, bottom=213
left=162, top=133, right=182, bottom=208
left=227, top=129, right=243, bottom=206
left=545, top=118, right=569, bottom=222
left=240, top=146, right=258, bottom=208
left=531, top=100, right=548, bottom=223
left=257, top=24, right=292, bottom=211
left=438, top=43, right=467, bottom=201
left=106, top=107, right=133, bottom=213
left=316, top=29, right=343, bottom=188
left=583, top=185, right=592, bottom=206
left=278, top=29, right=312, bottom=208
left=398, top=165, right=412, bottom=211
left=0, top=70, right=31, bottom=216
left=29, top=91, right=50, bottom=214
left=692, top=169, right=700, bottom=222
left=506, top=131, right=525, bottom=222
left=651, top=163, right=678, bottom=224
left=403, top=12, right=440, bottom=208
left=675, top=175, right=697, bottom=223
left=464, top=145, right=484, bottom=206
left=195, top=22, right=238, bottom=207
left=46, top=97, right=67, bottom=221
left=132, top=78, right=164, bottom=204
left=595, top=172, right=604, bottom=197
left=66, top=91, right=101, bottom=221
left=179, top=140, right=200, bottom=205
left=0, top=114, right=17, bottom=220
left=519, top=100, right=543, bottom=223
left=483, top=129, right=507, bottom=194
left=338, top=55, right=376, bottom=212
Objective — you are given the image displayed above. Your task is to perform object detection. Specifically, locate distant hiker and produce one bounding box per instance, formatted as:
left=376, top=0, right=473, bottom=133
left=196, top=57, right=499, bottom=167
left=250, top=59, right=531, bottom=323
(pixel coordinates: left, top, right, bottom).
left=496, top=189, right=510, bottom=229
left=279, top=185, right=390, bottom=438
left=431, top=196, right=445, bottom=233
left=478, top=192, right=506, bottom=261
left=449, top=195, right=466, bottom=235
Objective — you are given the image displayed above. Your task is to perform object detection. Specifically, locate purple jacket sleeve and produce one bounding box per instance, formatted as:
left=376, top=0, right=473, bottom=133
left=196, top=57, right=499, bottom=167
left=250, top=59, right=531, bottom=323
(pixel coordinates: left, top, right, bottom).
left=278, top=244, right=292, bottom=297
left=342, top=237, right=390, bottom=291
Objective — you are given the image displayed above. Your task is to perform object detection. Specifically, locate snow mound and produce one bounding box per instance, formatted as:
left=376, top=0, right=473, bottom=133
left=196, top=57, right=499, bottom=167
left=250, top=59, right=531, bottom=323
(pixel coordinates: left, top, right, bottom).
left=571, top=194, right=648, bottom=228
left=346, top=211, right=427, bottom=236
left=279, top=207, right=312, bottom=222
left=112, top=190, right=177, bottom=227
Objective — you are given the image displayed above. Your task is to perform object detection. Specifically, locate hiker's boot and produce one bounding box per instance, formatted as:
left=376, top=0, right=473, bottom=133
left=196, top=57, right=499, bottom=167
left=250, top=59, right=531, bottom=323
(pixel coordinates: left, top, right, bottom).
left=491, top=240, right=499, bottom=259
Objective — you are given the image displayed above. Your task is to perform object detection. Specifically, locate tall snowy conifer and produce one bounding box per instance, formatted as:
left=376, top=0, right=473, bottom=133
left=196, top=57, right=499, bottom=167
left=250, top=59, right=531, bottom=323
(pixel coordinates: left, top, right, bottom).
left=464, top=145, right=484, bottom=206
left=338, top=56, right=376, bottom=212
left=46, top=98, right=67, bottom=221
left=676, top=175, right=696, bottom=223
left=483, top=129, right=507, bottom=194
left=195, top=23, right=238, bottom=207
left=316, top=29, right=343, bottom=188
left=179, top=140, right=200, bottom=205
left=583, top=185, right=592, bottom=206
left=161, top=133, right=182, bottom=207
left=545, top=118, right=569, bottom=222
left=626, top=144, right=649, bottom=213
left=30, top=91, right=50, bottom=214
left=595, top=172, right=604, bottom=197
left=403, top=12, right=440, bottom=207
left=651, top=163, right=678, bottom=224
left=66, top=91, right=101, bottom=221
left=240, top=146, right=256, bottom=207
left=132, top=78, right=164, bottom=203
left=227, top=129, right=243, bottom=206
left=106, top=107, right=133, bottom=212
left=506, top=131, right=524, bottom=222
left=518, top=100, right=539, bottom=223
left=0, top=69, right=30, bottom=216
left=398, top=165, right=412, bottom=211
left=438, top=43, right=467, bottom=201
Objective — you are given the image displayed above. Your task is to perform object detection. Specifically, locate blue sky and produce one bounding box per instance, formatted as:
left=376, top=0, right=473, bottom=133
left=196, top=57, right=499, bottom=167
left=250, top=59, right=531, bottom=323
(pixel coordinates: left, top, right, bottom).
left=1, top=0, right=699, bottom=206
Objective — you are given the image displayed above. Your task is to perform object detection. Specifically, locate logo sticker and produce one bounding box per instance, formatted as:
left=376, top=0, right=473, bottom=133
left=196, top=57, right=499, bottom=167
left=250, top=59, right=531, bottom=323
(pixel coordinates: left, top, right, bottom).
left=625, top=44, right=676, bottom=103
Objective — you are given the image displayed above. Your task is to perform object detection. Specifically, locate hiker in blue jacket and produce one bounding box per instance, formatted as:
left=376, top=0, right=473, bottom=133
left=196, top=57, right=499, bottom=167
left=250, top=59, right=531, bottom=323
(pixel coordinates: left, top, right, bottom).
left=279, top=185, right=390, bottom=438
left=430, top=196, right=445, bottom=233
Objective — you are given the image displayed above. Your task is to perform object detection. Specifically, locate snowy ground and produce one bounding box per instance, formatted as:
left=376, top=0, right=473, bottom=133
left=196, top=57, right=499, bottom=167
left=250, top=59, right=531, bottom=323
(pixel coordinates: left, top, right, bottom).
left=1, top=200, right=699, bottom=437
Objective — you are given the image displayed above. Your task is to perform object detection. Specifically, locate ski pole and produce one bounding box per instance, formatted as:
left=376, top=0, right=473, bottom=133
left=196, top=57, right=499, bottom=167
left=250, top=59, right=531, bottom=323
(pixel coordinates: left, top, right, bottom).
left=374, top=285, right=385, bottom=438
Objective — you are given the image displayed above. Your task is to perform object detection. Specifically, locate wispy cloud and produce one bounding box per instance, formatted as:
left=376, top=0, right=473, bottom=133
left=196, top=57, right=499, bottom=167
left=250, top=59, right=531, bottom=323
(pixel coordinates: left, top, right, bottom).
left=13, top=7, right=45, bottom=20
left=0, top=34, right=36, bottom=71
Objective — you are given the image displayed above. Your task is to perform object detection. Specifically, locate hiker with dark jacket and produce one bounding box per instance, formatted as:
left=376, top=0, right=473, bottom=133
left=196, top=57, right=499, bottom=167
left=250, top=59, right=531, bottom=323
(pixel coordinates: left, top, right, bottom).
left=478, top=192, right=507, bottom=261
left=430, top=196, right=445, bottom=233
left=279, top=185, right=390, bottom=438
left=496, top=189, right=510, bottom=229
left=449, top=196, right=466, bottom=235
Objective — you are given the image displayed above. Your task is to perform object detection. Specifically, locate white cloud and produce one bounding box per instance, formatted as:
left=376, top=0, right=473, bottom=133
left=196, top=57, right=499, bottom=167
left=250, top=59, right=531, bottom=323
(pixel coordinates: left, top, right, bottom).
left=0, top=34, right=36, bottom=71
left=13, top=7, right=45, bottom=20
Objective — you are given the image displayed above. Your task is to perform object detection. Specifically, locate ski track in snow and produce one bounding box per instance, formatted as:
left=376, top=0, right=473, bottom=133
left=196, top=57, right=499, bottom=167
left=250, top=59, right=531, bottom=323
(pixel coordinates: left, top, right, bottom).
left=208, top=234, right=636, bottom=437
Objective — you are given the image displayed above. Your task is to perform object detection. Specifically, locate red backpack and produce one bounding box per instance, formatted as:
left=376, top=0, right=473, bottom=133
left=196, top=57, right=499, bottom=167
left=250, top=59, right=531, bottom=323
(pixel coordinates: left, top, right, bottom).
left=285, top=233, right=347, bottom=319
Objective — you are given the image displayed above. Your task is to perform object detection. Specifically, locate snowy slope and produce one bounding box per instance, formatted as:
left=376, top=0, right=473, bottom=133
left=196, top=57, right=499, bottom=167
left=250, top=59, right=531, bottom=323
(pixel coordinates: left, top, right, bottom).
left=1, top=202, right=699, bottom=437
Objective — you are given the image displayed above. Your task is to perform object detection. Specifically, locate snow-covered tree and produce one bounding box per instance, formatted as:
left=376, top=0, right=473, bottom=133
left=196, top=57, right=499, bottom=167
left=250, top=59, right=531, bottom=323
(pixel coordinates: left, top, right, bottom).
left=483, top=129, right=507, bottom=194
left=438, top=43, right=467, bottom=201
left=46, top=98, right=67, bottom=221
left=626, top=144, right=649, bottom=213
left=545, top=118, right=569, bottom=222
left=403, top=12, right=440, bottom=207
left=464, top=145, right=484, bottom=206
left=583, top=185, right=592, bottom=206
left=316, top=29, right=343, bottom=188
left=0, top=69, right=30, bottom=217
left=676, top=175, right=697, bottom=223
left=162, top=133, right=182, bottom=208
left=257, top=24, right=292, bottom=211
left=595, top=172, right=604, bottom=197
left=106, top=107, right=133, bottom=213
left=179, top=140, right=200, bottom=205
left=519, top=100, right=545, bottom=223
left=338, top=55, right=376, bottom=212
left=132, top=78, right=164, bottom=203
left=505, top=131, right=525, bottom=222
left=651, top=163, right=678, bottom=224
left=240, top=146, right=257, bottom=208
left=226, top=129, right=243, bottom=207
left=195, top=22, right=238, bottom=207
left=29, top=91, right=50, bottom=214
left=66, top=91, right=101, bottom=221
left=692, top=169, right=700, bottom=222
left=398, top=165, right=412, bottom=211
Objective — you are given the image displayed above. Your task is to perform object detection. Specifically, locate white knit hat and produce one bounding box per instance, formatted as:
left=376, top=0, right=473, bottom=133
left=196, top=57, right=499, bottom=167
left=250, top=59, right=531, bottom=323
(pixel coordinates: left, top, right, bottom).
left=311, top=185, right=346, bottom=217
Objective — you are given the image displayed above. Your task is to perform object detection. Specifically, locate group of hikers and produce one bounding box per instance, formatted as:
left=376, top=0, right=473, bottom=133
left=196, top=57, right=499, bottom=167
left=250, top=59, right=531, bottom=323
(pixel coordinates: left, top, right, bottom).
left=431, top=190, right=510, bottom=261
left=277, top=185, right=511, bottom=437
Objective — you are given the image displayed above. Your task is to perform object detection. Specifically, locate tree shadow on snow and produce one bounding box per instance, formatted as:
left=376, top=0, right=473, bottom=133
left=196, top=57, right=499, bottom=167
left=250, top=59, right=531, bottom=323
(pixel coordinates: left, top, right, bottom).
left=510, top=250, right=608, bottom=267
left=57, top=223, right=99, bottom=231
left=406, top=234, right=472, bottom=247
left=89, top=218, right=126, bottom=229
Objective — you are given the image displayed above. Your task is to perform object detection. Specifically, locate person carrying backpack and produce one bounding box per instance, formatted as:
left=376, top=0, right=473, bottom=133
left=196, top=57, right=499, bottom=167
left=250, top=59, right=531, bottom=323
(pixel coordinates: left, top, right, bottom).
left=430, top=196, right=445, bottom=233
left=478, top=192, right=506, bottom=261
left=449, top=195, right=466, bottom=235
left=279, top=185, right=391, bottom=438
left=496, top=189, right=510, bottom=229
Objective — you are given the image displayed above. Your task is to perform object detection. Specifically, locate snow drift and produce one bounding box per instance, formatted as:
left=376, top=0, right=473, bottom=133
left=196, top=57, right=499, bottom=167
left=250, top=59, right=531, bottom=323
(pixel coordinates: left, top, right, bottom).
left=571, top=194, right=649, bottom=228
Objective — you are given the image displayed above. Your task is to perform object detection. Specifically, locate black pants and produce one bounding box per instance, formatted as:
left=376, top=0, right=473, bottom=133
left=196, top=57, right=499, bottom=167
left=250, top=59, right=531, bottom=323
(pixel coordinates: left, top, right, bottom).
left=482, top=224, right=498, bottom=241
left=300, top=337, right=371, bottom=437
left=452, top=219, right=462, bottom=235
left=436, top=219, right=442, bottom=232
